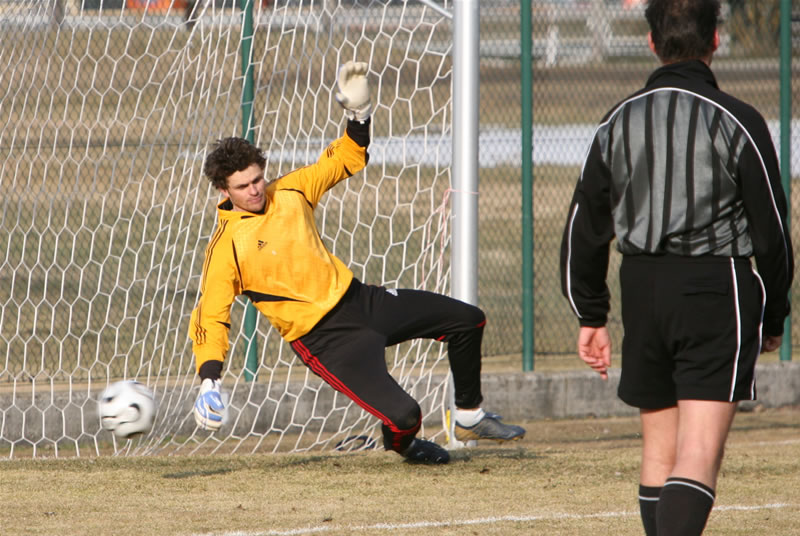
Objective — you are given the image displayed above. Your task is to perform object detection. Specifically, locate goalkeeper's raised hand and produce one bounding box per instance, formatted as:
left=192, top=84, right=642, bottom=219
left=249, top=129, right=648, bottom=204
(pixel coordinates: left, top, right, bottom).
left=194, top=378, right=225, bottom=431
left=335, top=60, right=371, bottom=122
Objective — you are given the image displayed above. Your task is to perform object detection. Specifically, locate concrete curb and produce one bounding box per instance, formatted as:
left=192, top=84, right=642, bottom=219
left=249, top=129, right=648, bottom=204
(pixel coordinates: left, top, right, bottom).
left=1, top=362, right=797, bottom=448
left=479, top=361, right=800, bottom=421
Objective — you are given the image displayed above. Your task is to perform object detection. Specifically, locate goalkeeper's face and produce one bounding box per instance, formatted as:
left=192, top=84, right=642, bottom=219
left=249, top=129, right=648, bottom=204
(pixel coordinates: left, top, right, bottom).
left=221, top=163, right=267, bottom=214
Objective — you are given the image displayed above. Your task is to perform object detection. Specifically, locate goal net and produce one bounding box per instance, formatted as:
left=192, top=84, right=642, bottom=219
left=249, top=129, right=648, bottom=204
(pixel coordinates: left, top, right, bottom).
left=0, top=0, right=455, bottom=458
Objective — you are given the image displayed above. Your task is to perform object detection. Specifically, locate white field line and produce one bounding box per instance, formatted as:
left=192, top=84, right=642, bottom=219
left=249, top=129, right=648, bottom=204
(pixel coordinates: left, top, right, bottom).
left=193, top=503, right=796, bottom=536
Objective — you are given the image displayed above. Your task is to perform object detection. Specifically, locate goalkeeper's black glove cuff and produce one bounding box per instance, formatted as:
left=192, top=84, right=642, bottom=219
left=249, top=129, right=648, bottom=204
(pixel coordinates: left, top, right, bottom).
left=198, top=360, right=223, bottom=381
left=346, top=117, right=371, bottom=148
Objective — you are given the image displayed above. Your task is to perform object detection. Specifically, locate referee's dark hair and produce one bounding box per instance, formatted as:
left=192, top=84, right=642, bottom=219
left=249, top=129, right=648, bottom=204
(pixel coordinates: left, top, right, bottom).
left=645, top=0, right=720, bottom=63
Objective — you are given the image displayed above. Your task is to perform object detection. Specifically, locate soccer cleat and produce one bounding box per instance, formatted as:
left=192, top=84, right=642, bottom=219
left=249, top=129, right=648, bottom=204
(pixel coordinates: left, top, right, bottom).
left=401, top=438, right=450, bottom=464
left=454, top=413, right=526, bottom=443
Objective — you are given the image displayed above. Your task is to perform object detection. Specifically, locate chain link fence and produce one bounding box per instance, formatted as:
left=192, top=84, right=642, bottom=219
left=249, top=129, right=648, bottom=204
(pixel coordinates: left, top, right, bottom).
left=0, top=0, right=797, bottom=458
left=479, top=0, right=799, bottom=370
left=1, top=0, right=797, bottom=382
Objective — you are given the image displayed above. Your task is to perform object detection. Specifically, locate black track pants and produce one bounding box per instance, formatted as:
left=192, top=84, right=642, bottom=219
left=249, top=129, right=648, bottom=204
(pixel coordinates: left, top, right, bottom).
left=290, top=279, right=485, bottom=453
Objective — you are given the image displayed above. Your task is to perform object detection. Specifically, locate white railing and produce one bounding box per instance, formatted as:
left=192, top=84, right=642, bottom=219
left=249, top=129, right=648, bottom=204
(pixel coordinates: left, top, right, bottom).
left=534, top=1, right=731, bottom=66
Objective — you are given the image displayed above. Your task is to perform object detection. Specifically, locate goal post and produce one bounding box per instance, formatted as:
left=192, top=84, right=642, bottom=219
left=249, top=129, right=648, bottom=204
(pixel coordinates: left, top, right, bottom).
left=0, top=0, right=479, bottom=458
left=447, top=0, right=480, bottom=449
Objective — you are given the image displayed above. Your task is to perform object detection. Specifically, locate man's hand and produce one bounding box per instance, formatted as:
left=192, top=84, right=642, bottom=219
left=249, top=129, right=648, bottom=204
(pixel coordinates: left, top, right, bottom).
left=194, top=378, right=225, bottom=431
left=761, top=335, right=782, bottom=354
left=335, top=60, right=371, bottom=121
left=578, top=326, right=612, bottom=380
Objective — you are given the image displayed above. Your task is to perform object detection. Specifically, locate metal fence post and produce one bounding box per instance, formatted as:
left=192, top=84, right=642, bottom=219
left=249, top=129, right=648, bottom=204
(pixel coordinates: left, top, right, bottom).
left=240, top=0, right=259, bottom=380
left=521, top=0, right=534, bottom=371
left=779, top=0, right=792, bottom=362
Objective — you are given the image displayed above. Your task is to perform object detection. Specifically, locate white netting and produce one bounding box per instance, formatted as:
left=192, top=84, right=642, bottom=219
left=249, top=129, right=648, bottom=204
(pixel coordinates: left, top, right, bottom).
left=0, top=0, right=454, bottom=458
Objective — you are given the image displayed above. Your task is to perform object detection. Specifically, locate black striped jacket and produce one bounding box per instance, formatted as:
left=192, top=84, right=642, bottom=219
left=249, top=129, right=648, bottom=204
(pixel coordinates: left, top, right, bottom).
left=560, top=60, right=793, bottom=336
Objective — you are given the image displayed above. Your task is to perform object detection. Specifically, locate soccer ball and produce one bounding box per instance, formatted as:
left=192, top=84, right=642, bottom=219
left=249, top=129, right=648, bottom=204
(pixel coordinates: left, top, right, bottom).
left=98, top=380, right=156, bottom=439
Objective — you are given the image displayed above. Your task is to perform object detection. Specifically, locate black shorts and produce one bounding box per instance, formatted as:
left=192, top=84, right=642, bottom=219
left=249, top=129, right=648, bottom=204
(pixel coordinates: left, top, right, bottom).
left=617, top=255, right=764, bottom=410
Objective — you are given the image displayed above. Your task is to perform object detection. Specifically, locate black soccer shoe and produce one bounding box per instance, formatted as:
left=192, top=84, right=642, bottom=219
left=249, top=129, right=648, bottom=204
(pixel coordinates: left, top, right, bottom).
left=455, top=413, right=526, bottom=443
left=401, top=438, right=450, bottom=464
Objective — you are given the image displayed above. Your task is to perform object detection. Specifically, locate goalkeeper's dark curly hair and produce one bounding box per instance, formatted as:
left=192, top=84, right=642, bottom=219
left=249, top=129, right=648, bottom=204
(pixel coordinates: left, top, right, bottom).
left=645, top=0, right=720, bottom=63
left=204, top=137, right=267, bottom=190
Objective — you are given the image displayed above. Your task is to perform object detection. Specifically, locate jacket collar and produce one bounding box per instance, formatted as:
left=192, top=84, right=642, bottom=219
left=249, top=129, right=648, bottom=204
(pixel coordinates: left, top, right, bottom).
left=646, top=59, right=719, bottom=90
left=216, top=198, right=258, bottom=220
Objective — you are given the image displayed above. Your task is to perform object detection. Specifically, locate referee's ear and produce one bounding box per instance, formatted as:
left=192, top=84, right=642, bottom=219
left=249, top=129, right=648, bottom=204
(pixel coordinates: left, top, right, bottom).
left=647, top=31, right=657, bottom=57
left=704, top=29, right=720, bottom=66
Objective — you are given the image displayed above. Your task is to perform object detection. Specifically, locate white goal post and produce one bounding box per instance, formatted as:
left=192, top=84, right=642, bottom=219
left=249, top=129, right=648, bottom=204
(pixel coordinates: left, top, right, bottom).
left=0, top=0, right=479, bottom=458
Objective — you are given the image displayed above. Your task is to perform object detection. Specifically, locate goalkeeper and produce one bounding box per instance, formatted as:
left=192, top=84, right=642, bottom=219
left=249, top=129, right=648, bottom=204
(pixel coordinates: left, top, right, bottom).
left=189, top=61, right=525, bottom=464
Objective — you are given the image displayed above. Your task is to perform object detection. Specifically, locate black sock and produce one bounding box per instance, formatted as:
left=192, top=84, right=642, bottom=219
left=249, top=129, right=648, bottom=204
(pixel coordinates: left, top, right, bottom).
left=639, top=484, right=661, bottom=536
left=656, top=477, right=715, bottom=536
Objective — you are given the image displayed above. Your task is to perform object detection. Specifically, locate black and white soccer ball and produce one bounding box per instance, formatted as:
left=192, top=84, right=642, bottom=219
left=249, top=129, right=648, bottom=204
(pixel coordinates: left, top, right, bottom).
left=98, top=380, right=156, bottom=439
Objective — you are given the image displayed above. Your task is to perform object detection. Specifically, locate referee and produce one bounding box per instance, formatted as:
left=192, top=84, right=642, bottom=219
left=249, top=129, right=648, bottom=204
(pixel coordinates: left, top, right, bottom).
left=559, top=1, right=793, bottom=535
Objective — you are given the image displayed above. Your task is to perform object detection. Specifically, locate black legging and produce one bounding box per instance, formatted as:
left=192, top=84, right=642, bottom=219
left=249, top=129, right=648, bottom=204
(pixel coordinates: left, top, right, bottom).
left=290, top=278, right=485, bottom=453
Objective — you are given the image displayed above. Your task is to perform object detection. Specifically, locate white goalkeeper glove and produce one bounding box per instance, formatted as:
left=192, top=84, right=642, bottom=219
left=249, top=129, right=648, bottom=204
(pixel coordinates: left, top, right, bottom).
left=335, top=60, right=372, bottom=122
left=194, top=378, right=225, bottom=431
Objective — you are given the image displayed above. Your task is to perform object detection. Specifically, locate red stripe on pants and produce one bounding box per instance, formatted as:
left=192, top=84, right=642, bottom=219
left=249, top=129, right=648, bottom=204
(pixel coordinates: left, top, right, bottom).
left=290, top=339, right=418, bottom=450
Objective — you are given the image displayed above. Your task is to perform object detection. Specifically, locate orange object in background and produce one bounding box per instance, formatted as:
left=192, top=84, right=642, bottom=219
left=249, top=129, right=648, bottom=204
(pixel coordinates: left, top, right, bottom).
left=127, top=1, right=271, bottom=11
left=126, top=0, right=187, bottom=12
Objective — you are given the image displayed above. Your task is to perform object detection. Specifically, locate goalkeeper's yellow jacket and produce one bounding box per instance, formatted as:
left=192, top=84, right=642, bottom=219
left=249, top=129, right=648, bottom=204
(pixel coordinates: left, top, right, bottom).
left=189, top=127, right=368, bottom=373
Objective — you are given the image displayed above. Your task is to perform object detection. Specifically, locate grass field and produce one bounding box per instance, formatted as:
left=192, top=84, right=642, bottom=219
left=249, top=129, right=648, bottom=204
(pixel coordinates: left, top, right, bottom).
left=3, top=406, right=798, bottom=536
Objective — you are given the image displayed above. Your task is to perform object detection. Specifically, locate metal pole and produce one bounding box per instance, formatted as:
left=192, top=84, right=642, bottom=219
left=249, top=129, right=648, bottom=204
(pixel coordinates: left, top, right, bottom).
left=241, top=0, right=256, bottom=142
left=521, top=0, right=534, bottom=371
left=240, top=0, right=259, bottom=380
left=779, top=0, right=792, bottom=362
left=448, top=0, right=479, bottom=449
left=451, top=0, right=479, bottom=306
